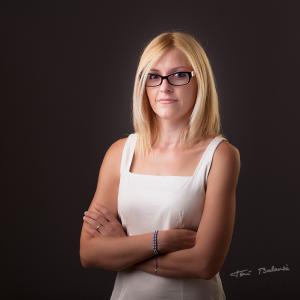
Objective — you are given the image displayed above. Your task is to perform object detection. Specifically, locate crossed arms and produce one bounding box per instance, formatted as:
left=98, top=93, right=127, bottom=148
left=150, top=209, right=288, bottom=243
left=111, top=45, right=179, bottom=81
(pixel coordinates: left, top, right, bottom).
left=79, top=138, right=240, bottom=280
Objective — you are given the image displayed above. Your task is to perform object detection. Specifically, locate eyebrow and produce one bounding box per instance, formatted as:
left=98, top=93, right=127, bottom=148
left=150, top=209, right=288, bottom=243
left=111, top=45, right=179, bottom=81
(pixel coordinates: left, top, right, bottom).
left=149, top=66, right=192, bottom=73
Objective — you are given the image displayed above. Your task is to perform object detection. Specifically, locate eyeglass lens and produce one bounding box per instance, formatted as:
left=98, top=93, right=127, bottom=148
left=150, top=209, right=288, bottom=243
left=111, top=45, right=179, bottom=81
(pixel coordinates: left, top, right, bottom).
left=146, top=72, right=191, bottom=87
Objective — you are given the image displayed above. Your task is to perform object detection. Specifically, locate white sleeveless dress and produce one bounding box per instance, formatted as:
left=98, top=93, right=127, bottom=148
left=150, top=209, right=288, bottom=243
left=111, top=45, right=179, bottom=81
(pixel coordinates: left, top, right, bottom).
left=110, top=132, right=227, bottom=300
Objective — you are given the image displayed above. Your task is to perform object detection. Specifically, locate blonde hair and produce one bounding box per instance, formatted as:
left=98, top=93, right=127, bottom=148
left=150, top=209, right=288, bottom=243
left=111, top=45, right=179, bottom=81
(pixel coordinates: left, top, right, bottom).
left=132, top=31, right=225, bottom=156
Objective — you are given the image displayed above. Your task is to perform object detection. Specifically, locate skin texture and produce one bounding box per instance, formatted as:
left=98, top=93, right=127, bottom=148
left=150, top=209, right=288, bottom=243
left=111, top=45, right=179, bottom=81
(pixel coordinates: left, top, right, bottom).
left=80, top=47, right=241, bottom=279
left=146, top=47, right=198, bottom=138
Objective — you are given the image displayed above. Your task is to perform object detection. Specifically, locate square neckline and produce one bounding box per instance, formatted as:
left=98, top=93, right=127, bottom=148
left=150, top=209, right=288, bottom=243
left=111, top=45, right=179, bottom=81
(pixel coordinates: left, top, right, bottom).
left=127, top=133, right=222, bottom=178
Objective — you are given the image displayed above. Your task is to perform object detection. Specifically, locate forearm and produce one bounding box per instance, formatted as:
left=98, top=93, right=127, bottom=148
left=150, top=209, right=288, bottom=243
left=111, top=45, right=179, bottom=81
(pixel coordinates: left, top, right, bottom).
left=80, top=213, right=197, bottom=273
left=133, top=247, right=208, bottom=279
left=80, top=233, right=155, bottom=271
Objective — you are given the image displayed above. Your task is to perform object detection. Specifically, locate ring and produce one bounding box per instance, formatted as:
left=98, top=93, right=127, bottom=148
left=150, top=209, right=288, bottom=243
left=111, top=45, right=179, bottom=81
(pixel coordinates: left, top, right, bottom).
left=96, top=224, right=101, bottom=231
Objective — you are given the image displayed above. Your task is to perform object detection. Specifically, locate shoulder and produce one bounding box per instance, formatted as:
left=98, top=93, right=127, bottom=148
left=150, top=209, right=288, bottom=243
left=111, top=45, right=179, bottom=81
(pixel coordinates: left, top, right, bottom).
left=101, top=135, right=131, bottom=175
left=104, top=135, right=129, bottom=164
left=107, top=136, right=128, bottom=155
left=210, top=138, right=241, bottom=181
left=216, top=139, right=240, bottom=164
left=86, top=136, right=130, bottom=219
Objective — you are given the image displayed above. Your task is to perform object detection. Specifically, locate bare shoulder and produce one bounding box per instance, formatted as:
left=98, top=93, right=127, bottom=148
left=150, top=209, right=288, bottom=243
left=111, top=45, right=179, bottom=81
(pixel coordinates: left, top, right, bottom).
left=210, top=139, right=241, bottom=182
left=86, top=136, right=129, bottom=217
left=101, top=136, right=129, bottom=179
left=216, top=140, right=240, bottom=164
left=106, top=136, right=128, bottom=159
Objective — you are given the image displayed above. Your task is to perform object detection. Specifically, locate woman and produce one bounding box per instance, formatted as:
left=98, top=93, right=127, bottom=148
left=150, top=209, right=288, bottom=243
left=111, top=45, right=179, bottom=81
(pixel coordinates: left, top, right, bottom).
left=80, top=31, right=241, bottom=299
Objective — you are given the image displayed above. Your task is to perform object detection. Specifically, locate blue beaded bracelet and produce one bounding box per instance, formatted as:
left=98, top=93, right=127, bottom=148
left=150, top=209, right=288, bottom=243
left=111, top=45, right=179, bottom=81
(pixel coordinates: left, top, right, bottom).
left=153, top=230, right=159, bottom=256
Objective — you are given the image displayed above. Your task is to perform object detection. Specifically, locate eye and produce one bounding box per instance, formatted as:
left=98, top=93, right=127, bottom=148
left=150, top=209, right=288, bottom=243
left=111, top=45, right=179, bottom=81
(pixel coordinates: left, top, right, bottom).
left=148, top=73, right=160, bottom=79
left=174, top=72, right=189, bottom=78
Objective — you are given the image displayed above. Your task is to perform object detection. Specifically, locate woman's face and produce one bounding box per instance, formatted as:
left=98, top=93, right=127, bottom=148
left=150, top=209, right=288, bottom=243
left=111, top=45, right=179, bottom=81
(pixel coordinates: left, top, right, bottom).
left=146, top=47, right=198, bottom=123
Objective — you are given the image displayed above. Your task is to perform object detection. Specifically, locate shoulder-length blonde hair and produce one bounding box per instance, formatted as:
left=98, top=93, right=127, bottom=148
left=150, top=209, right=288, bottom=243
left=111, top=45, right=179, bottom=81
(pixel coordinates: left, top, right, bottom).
left=132, top=31, right=225, bottom=156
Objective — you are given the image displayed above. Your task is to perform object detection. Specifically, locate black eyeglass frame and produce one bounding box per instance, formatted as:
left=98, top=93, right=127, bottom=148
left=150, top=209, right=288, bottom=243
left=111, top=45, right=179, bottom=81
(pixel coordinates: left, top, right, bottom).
left=145, top=71, right=195, bottom=87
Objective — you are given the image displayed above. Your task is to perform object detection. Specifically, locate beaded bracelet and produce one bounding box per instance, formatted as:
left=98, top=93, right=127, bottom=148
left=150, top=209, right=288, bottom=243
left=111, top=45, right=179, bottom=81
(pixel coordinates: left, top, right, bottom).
left=152, top=230, right=159, bottom=274
left=154, top=256, right=158, bottom=274
left=152, top=230, right=159, bottom=256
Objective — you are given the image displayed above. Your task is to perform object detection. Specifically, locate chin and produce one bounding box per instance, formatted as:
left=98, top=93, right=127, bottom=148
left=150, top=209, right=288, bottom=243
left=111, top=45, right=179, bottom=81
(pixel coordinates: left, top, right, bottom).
left=156, top=113, right=180, bottom=120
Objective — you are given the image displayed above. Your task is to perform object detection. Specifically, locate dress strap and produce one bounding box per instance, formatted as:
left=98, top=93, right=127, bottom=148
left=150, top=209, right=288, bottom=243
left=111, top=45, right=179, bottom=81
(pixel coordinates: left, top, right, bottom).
left=120, top=133, right=136, bottom=175
left=201, top=135, right=228, bottom=187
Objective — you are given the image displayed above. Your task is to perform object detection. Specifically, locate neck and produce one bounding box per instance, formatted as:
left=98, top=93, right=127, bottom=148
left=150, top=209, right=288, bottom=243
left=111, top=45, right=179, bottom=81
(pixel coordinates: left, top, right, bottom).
left=153, top=118, right=189, bottom=150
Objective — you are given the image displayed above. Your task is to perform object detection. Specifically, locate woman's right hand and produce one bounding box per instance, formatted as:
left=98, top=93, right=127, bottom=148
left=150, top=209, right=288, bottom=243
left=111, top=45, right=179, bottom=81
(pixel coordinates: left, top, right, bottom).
left=158, top=229, right=197, bottom=254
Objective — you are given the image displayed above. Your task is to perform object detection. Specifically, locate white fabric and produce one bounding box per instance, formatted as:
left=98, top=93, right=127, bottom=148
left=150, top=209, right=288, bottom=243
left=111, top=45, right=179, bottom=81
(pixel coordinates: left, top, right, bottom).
left=110, top=132, right=227, bottom=300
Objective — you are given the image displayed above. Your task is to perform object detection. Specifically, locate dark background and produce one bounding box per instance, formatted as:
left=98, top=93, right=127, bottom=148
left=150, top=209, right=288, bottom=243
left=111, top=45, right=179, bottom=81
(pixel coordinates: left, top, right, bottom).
left=1, top=1, right=299, bottom=299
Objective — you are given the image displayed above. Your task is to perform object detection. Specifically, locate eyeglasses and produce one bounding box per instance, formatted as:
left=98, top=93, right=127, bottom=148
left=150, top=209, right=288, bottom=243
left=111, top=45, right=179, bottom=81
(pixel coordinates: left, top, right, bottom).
left=145, top=71, right=195, bottom=87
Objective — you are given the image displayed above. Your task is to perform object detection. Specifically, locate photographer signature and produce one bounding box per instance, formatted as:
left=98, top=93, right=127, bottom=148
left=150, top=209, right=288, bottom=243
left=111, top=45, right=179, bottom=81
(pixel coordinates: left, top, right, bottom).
left=230, top=264, right=290, bottom=278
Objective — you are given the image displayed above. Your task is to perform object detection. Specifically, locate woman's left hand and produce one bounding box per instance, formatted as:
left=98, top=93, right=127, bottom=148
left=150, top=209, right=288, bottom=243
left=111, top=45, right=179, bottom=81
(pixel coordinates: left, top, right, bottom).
left=83, top=205, right=127, bottom=238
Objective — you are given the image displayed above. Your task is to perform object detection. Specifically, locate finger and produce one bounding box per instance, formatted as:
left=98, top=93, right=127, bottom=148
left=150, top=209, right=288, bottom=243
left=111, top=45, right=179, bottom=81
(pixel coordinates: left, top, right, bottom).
left=93, top=203, right=102, bottom=213
left=84, top=225, right=97, bottom=238
left=96, top=206, right=116, bottom=222
left=85, top=211, right=109, bottom=224
left=86, top=211, right=112, bottom=224
left=86, top=225, right=102, bottom=237
left=83, top=216, right=107, bottom=235
left=83, top=216, right=98, bottom=227
left=84, top=211, right=109, bottom=225
left=94, top=203, right=109, bottom=213
left=99, top=215, right=109, bottom=224
left=84, top=210, right=109, bottom=224
left=84, top=210, right=100, bottom=220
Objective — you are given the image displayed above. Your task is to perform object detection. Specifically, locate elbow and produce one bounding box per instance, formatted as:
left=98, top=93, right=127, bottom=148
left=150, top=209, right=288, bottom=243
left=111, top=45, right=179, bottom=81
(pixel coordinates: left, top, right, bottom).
left=80, top=257, right=89, bottom=268
left=79, top=245, right=120, bottom=272
left=80, top=255, right=91, bottom=269
left=198, top=263, right=221, bottom=280
left=193, top=257, right=220, bottom=280
left=194, top=267, right=216, bottom=280
left=191, top=248, right=224, bottom=279
left=201, top=269, right=218, bottom=280
left=79, top=241, right=98, bottom=269
left=79, top=237, right=95, bottom=268
left=79, top=248, right=92, bottom=268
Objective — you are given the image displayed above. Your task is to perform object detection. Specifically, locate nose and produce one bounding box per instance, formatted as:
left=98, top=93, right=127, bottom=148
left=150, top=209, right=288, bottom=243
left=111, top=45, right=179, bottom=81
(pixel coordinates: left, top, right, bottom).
left=159, top=77, right=173, bottom=92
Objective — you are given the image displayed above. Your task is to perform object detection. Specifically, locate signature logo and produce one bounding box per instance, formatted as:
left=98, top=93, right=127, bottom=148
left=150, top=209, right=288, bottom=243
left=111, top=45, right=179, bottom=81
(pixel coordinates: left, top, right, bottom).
left=230, top=264, right=290, bottom=278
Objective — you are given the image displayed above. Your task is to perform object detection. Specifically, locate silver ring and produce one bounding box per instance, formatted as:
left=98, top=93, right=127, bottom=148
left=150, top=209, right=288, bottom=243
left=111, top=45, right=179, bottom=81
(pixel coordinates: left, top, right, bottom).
left=96, top=224, right=101, bottom=231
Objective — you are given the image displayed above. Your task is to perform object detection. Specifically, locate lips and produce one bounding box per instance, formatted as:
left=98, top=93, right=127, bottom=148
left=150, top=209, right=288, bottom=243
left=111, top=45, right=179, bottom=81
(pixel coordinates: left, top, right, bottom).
left=157, top=98, right=177, bottom=103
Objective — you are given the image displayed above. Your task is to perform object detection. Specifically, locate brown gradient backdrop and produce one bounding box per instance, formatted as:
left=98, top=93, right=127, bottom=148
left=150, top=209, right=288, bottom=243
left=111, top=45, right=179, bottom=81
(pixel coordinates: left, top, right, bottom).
left=1, top=1, right=299, bottom=299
